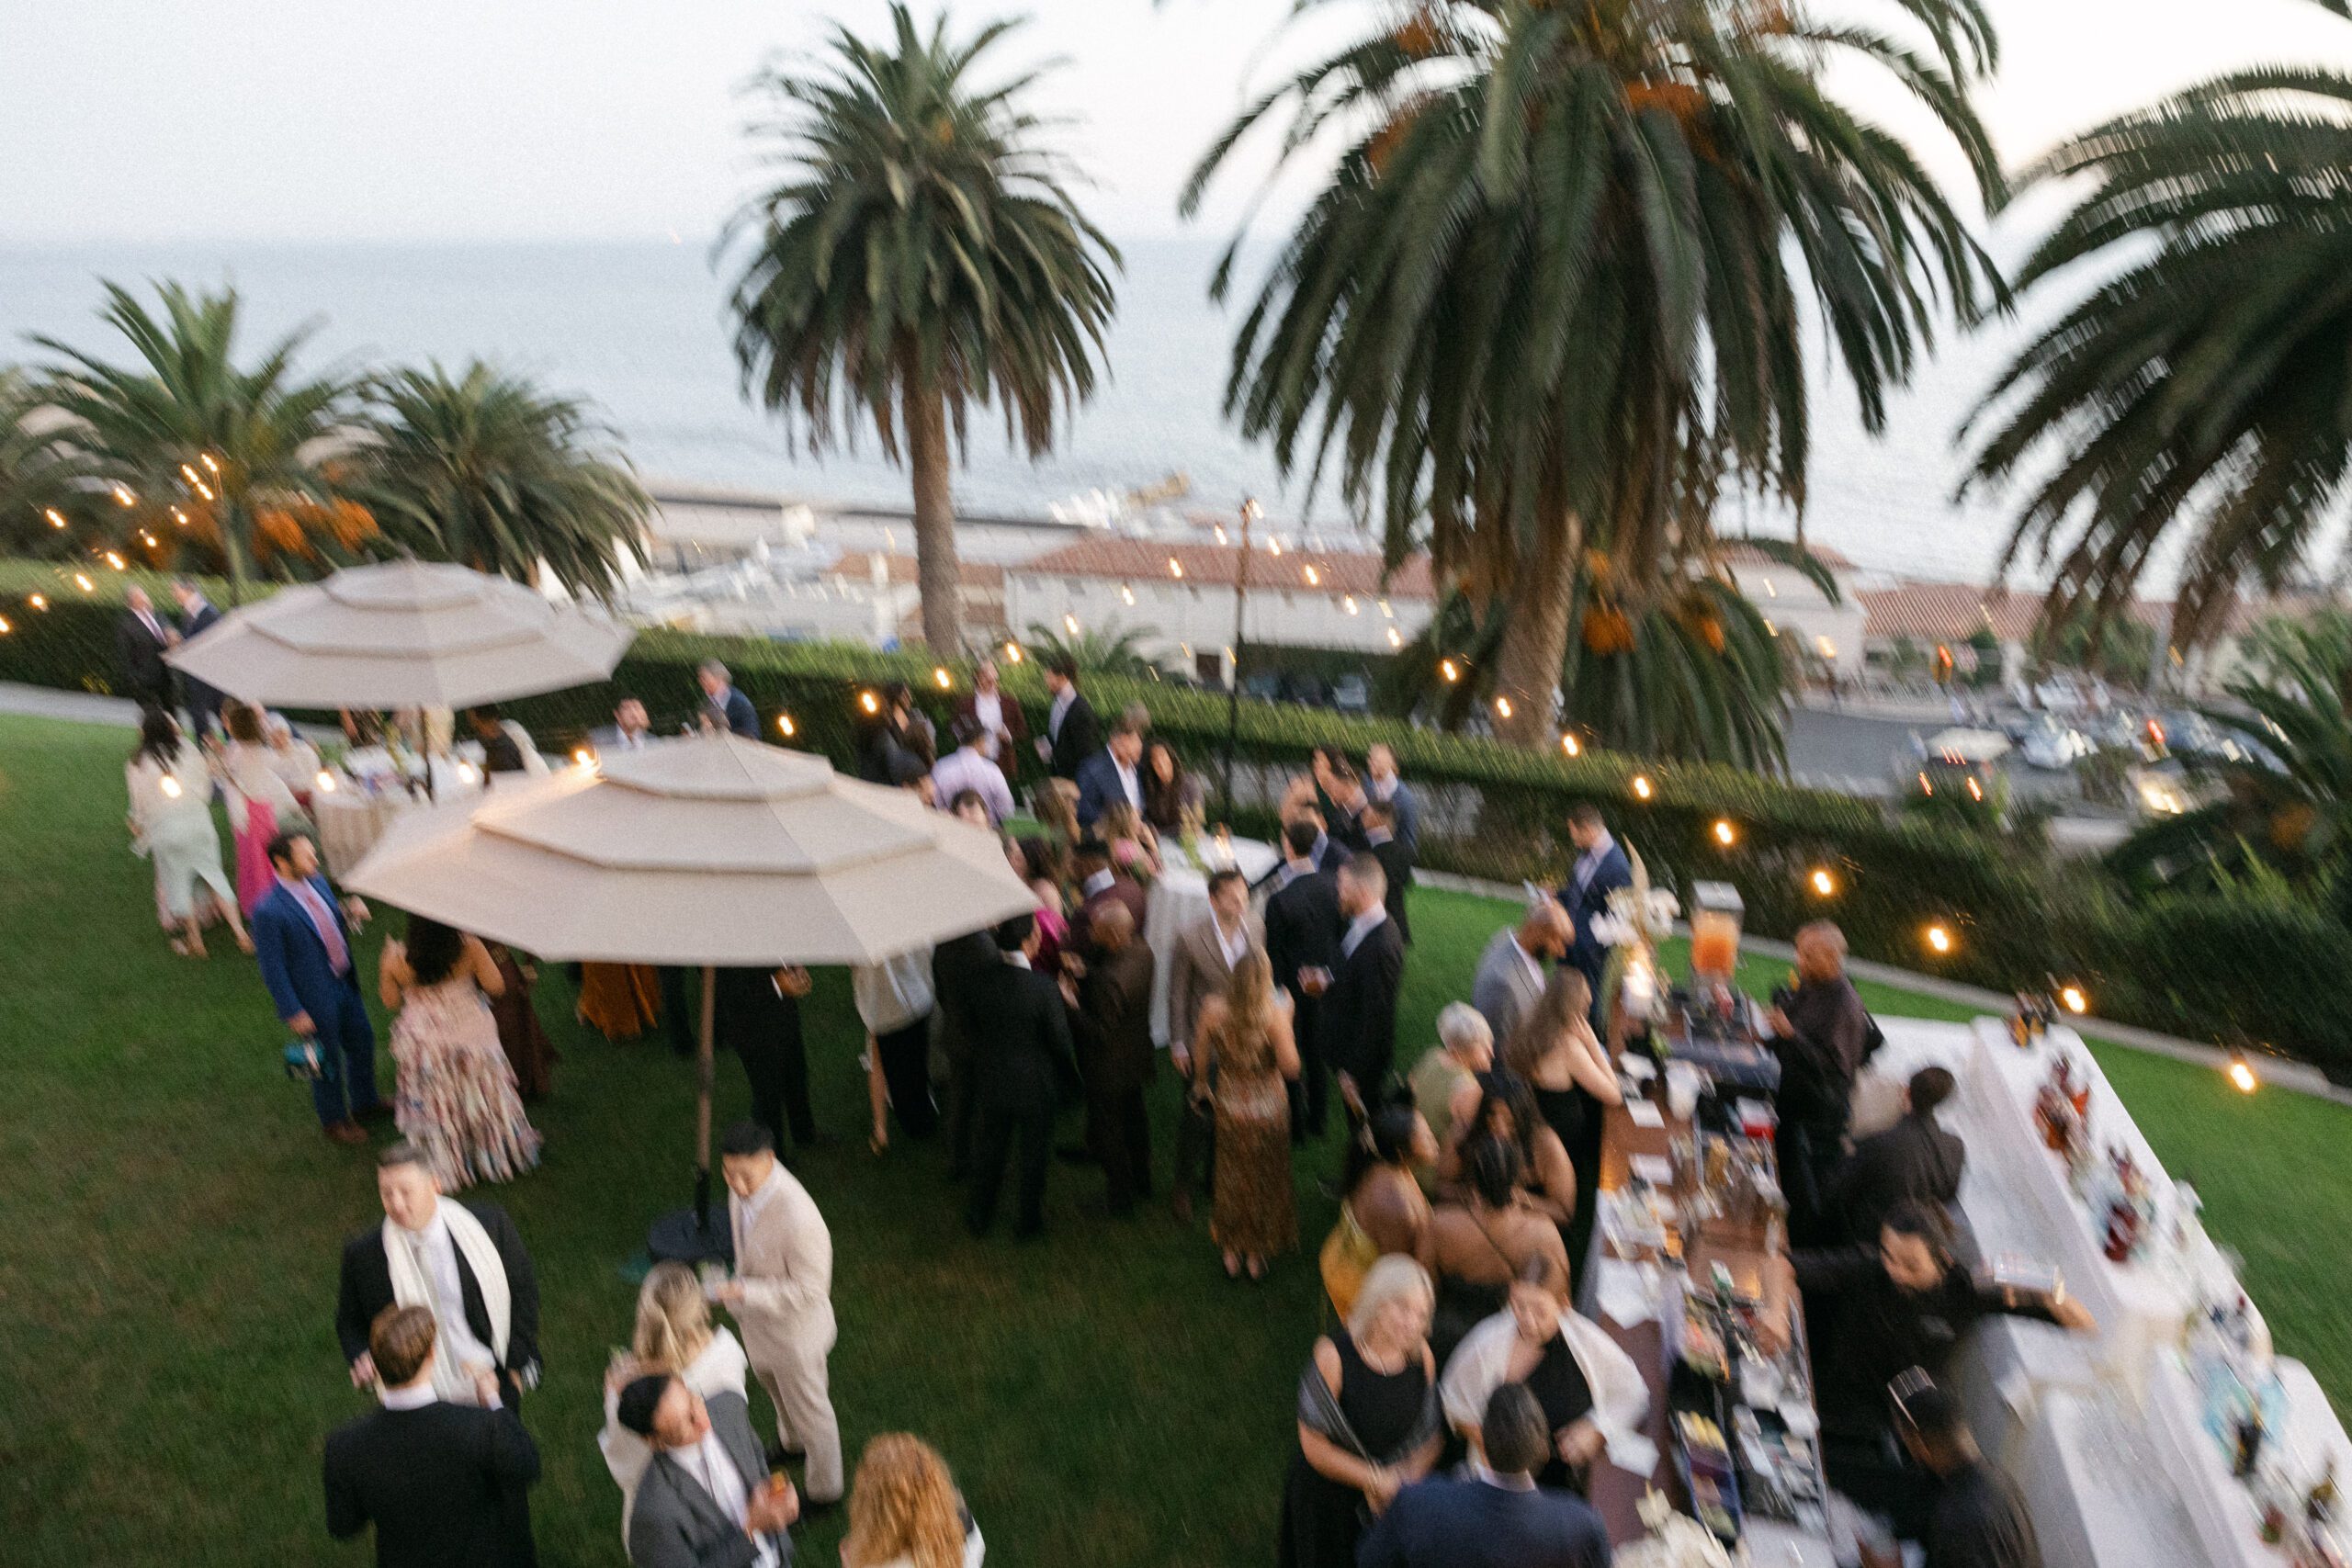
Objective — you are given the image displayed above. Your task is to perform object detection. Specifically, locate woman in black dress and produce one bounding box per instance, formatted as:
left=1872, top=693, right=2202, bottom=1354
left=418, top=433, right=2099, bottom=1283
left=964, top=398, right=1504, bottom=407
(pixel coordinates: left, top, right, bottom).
left=1501, top=967, right=1623, bottom=1256
left=1439, top=1251, right=1646, bottom=1495
left=1422, top=1135, right=1570, bottom=1371
left=1436, top=1075, right=1580, bottom=1234
left=1280, top=1255, right=1443, bottom=1568
left=1140, top=740, right=1193, bottom=832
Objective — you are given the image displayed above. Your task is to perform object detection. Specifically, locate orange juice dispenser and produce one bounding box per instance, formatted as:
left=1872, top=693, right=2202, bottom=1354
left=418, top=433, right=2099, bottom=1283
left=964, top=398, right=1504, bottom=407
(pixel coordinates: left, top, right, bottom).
left=1688, top=880, right=1744, bottom=982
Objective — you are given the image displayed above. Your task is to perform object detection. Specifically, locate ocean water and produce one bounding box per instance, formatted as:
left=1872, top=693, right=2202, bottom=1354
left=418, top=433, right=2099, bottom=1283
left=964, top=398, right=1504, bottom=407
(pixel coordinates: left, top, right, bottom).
left=0, top=236, right=2044, bottom=583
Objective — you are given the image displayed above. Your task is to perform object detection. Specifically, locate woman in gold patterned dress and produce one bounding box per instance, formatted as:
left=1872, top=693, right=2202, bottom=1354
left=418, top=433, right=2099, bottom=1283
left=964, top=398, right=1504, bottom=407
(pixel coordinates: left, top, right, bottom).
left=1194, top=948, right=1301, bottom=1280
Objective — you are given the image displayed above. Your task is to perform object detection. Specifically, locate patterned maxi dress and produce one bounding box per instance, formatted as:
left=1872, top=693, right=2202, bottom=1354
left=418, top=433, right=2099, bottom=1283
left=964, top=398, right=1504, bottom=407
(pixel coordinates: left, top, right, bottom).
left=390, top=975, right=543, bottom=1190
left=1205, top=1007, right=1298, bottom=1258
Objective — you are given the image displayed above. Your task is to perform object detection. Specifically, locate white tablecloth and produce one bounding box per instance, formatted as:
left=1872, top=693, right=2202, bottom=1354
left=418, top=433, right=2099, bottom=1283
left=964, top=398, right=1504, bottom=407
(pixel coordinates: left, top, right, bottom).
left=1143, top=838, right=1281, bottom=1045
left=313, top=762, right=484, bottom=879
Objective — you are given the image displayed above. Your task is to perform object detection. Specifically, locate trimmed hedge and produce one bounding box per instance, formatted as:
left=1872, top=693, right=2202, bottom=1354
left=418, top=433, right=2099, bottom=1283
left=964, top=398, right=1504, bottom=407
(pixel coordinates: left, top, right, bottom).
left=7, top=557, right=2347, bottom=1072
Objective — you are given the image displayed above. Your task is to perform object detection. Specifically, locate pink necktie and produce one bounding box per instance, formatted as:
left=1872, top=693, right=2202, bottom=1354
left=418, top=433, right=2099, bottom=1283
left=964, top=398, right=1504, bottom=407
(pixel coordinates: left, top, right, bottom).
left=291, top=881, right=350, bottom=975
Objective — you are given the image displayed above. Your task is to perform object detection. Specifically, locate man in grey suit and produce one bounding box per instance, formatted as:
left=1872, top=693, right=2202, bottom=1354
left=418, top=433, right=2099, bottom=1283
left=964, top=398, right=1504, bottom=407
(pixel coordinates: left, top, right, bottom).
left=1165, top=868, right=1263, bottom=1223
left=1470, top=897, right=1572, bottom=1053
left=617, top=1374, right=797, bottom=1568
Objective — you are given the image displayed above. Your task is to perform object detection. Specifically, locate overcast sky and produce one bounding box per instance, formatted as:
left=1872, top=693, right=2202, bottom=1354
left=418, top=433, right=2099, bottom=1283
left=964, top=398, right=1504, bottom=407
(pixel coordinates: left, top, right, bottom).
left=3, top=0, right=2350, bottom=247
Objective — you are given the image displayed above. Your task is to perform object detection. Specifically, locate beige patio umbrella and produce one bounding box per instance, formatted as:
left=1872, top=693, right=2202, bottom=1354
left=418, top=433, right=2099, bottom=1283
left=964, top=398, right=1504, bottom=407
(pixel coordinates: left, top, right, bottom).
left=164, top=558, right=634, bottom=710
left=345, top=732, right=1036, bottom=1256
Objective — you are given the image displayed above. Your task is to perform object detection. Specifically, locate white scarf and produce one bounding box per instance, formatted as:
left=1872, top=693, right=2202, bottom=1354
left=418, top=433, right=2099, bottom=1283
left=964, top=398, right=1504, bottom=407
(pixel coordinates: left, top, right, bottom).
left=384, top=1204, right=510, bottom=1371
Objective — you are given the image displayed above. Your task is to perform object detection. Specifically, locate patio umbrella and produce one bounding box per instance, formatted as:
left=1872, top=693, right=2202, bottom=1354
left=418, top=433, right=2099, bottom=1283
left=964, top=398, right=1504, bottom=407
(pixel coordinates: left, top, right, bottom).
left=164, top=558, right=634, bottom=710
left=345, top=732, right=1035, bottom=1257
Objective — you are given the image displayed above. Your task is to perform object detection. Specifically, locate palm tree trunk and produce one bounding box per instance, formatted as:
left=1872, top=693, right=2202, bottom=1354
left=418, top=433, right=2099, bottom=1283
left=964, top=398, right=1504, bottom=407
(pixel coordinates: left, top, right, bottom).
left=1492, top=514, right=1579, bottom=747
left=903, top=379, right=961, bottom=653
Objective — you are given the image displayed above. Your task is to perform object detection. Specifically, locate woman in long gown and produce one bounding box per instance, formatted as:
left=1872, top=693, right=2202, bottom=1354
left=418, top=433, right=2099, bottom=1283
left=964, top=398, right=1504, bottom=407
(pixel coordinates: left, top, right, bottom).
left=486, top=942, right=557, bottom=1100
left=1279, top=1255, right=1443, bottom=1568
left=1194, top=948, right=1301, bottom=1280
left=379, top=915, right=542, bottom=1189
left=1501, top=967, right=1623, bottom=1258
left=125, top=707, right=252, bottom=959
left=577, top=962, right=664, bottom=1040
left=214, top=701, right=305, bottom=914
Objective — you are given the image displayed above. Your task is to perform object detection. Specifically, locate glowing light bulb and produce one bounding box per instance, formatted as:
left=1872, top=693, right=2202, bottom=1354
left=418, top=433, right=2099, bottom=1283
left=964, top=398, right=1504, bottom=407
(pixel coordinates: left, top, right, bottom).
left=74, top=573, right=95, bottom=592
left=1561, top=735, right=1580, bottom=757
left=1631, top=775, right=1653, bottom=801
left=28, top=593, right=47, bottom=610
left=1439, top=659, right=1459, bottom=683
left=776, top=715, right=797, bottom=738
left=1267, top=537, right=1283, bottom=557
left=316, top=771, right=338, bottom=794
left=1168, top=557, right=1183, bottom=578
left=1063, top=614, right=1080, bottom=636
left=572, top=748, right=593, bottom=767
left=200, top=452, right=220, bottom=474
left=104, top=552, right=126, bottom=570
left=45, top=508, right=65, bottom=529
left=1003, top=641, right=1023, bottom=664
left=2228, top=1054, right=2259, bottom=1094
left=1925, top=923, right=1953, bottom=954
left=1119, top=584, right=1136, bottom=605
left=2060, top=986, right=2087, bottom=1015
left=1386, top=626, right=1403, bottom=649
left=1713, top=819, right=1736, bottom=847
left=859, top=691, right=880, bottom=716
left=111, top=484, right=134, bottom=507
left=1303, top=564, right=1320, bottom=586
left=1342, top=595, right=1359, bottom=615
left=933, top=666, right=952, bottom=689
left=1494, top=695, right=1514, bottom=719
left=1809, top=867, right=1836, bottom=897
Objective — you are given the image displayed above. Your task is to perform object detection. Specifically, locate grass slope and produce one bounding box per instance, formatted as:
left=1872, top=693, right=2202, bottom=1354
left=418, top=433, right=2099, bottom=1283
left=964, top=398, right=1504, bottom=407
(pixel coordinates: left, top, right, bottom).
left=0, top=712, right=2343, bottom=1566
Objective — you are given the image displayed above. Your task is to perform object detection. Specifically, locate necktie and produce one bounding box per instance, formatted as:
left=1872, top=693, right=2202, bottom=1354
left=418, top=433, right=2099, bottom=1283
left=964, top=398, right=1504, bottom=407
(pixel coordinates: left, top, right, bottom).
left=292, top=881, right=350, bottom=974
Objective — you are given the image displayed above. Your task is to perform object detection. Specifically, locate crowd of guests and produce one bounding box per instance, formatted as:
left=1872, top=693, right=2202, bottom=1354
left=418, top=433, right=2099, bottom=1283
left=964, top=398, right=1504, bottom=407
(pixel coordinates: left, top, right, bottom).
left=113, top=601, right=2073, bottom=1567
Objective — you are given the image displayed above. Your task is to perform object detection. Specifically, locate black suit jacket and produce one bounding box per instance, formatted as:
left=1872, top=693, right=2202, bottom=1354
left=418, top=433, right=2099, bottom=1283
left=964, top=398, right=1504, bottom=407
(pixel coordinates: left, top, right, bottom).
left=1830, top=1112, right=1967, bottom=1245
left=336, top=1203, right=541, bottom=1387
left=710, top=965, right=802, bottom=1056
left=1319, top=915, right=1406, bottom=1089
left=931, top=930, right=1001, bottom=1066
left=1263, top=864, right=1343, bottom=1002
left=1046, top=690, right=1102, bottom=780
left=177, top=601, right=224, bottom=719
left=1070, top=942, right=1156, bottom=1097
left=324, top=1401, right=540, bottom=1568
left=117, top=609, right=173, bottom=701
left=1368, top=834, right=1416, bottom=943
left=969, top=961, right=1078, bottom=1112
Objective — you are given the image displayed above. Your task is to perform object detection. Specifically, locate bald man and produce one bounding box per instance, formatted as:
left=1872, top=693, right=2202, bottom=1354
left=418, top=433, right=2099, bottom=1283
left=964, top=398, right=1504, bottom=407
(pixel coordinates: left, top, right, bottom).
left=1766, top=919, right=1873, bottom=1243
left=1470, top=897, right=1573, bottom=1053
left=1066, top=902, right=1158, bottom=1216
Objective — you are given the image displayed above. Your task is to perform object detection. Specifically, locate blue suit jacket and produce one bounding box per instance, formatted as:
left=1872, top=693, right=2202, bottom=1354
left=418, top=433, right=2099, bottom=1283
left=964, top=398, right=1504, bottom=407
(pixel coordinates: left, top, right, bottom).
left=1561, top=840, right=1633, bottom=987
left=717, top=685, right=758, bottom=739
left=1074, top=750, right=1130, bottom=829
left=253, top=874, right=363, bottom=1024
left=1356, top=1476, right=1612, bottom=1568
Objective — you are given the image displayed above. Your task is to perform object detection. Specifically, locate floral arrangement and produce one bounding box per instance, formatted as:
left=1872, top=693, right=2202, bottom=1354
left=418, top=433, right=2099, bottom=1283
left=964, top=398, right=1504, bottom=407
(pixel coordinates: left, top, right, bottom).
left=1616, top=1490, right=1741, bottom=1568
left=1588, top=846, right=1681, bottom=949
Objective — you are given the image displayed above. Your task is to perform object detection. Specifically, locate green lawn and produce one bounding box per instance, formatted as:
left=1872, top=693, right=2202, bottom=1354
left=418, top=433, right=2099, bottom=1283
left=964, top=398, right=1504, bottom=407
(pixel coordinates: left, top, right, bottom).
left=2, top=710, right=2345, bottom=1567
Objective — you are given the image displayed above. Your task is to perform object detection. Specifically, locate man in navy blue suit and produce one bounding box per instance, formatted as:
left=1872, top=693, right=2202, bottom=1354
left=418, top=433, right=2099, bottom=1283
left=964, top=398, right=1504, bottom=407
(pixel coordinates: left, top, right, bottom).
left=695, top=659, right=759, bottom=739
left=253, top=829, right=384, bottom=1144
left=1359, top=1384, right=1612, bottom=1568
left=1557, top=803, right=1632, bottom=999
left=169, top=577, right=225, bottom=737
left=1074, top=714, right=1146, bottom=829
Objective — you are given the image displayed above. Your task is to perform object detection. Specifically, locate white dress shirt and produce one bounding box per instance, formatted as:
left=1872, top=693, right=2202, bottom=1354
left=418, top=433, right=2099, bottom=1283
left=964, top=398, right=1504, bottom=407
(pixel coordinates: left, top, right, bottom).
left=1048, top=686, right=1076, bottom=739
left=1214, top=916, right=1249, bottom=968
left=1571, top=829, right=1618, bottom=897
left=1340, top=906, right=1388, bottom=959
left=379, top=1381, right=439, bottom=1411
left=401, top=1205, right=497, bottom=1403
left=1113, top=758, right=1142, bottom=810
left=683, top=1428, right=778, bottom=1568
left=1511, top=932, right=1547, bottom=991
left=974, top=691, right=1004, bottom=736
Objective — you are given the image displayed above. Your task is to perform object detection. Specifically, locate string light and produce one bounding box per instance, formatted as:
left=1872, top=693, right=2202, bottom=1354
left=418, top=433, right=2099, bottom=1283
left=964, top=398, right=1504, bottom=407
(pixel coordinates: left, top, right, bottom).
left=1303, top=564, right=1320, bottom=586
left=103, top=552, right=126, bottom=570
left=1063, top=614, right=1080, bottom=636
left=1439, top=659, right=1460, bottom=683
left=1925, top=922, right=1953, bottom=955
left=111, top=484, right=135, bottom=507
left=44, top=508, right=65, bottom=529
left=1119, top=583, right=1136, bottom=605
left=28, top=593, right=47, bottom=610
left=776, top=715, right=797, bottom=738
left=1809, top=867, right=1837, bottom=897
left=0, top=615, right=10, bottom=635
left=74, top=573, right=94, bottom=592
left=170, top=507, right=188, bottom=526
left=933, top=666, right=953, bottom=690
left=1495, top=695, right=1514, bottom=719
left=1267, top=538, right=1283, bottom=557
left=1342, top=595, right=1359, bottom=615
left=858, top=690, right=881, bottom=716
left=1713, top=819, right=1736, bottom=846
left=1631, top=775, right=1654, bottom=801
left=1964, top=776, right=1984, bottom=802
left=2060, top=986, right=2087, bottom=1015
left=200, top=453, right=220, bottom=474
left=1168, top=557, right=1183, bottom=579
left=2227, top=1051, right=2259, bottom=1095
left=1386, top=626, right=1403, bottom=649
left=1560, top=734, right=1581, bottom=758
left=1213, top=525, right=1227, bottom=545
left=1003, top=641, right=1023, bottom=664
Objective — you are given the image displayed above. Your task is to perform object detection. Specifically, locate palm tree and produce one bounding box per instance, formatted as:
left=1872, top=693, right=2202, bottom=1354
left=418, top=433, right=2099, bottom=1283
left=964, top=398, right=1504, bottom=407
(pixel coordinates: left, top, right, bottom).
left=726, top=4, right=1120, bottom=653
left=1021, top=619, right=1169, bottom=678
left=1962, top=46, right=2352, bottom=654
left=29, top=281, right=360, bottom=597
left=0, top=368, right=79, bottom=558
left=1186, top=0, right=2004, bottom=745
left=354, top=362, right=650, bottom=598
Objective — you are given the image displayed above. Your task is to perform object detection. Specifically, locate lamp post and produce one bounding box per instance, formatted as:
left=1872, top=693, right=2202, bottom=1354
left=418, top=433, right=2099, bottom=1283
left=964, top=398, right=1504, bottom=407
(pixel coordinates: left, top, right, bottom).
left=1220, top=497, right=1261, bottom=812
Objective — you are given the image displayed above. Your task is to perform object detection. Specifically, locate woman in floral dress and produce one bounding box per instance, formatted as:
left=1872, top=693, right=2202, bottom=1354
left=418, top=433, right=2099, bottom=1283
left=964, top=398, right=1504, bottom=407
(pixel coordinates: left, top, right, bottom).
left=378, top=915, right=542, bottom=1188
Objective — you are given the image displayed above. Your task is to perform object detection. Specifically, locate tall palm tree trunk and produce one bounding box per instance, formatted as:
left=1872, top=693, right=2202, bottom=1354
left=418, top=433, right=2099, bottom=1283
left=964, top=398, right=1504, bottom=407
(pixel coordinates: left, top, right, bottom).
left=903, top=378, right=962, bottom=653
left=1492, top=514, right=1580, bottom=746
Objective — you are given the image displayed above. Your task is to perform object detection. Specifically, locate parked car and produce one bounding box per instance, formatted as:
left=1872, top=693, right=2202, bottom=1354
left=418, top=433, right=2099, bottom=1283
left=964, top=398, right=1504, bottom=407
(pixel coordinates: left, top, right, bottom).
left=2018, top=714, right=2092, bottom=771
left=1330, top=673, right=1372, bottom=716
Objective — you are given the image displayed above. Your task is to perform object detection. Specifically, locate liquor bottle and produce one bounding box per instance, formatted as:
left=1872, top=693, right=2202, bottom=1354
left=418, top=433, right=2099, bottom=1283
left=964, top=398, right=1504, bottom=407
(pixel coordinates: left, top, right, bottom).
left=2310, top=1460, right=2339, bottom=1530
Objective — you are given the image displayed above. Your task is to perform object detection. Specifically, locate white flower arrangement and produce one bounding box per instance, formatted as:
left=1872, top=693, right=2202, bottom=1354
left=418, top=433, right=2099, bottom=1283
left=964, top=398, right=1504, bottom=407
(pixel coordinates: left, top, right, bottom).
left=1616, top=1490, right=1741, bottom=1568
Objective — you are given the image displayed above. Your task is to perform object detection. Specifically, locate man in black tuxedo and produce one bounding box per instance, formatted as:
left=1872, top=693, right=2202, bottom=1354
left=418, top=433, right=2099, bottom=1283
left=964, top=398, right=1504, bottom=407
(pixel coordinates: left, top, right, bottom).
left=965, top=912, right=1080, bottom=1239
left=325, top=1304, right=540, bottom=1568
left=117, top=584, right=175, bottom=709
left=1037, top=656, right=1102, bottom=782
left=1065, top=902, right=1157, bottom=1217
left=713, top=964, right=816, bottom=1155
left=169, top=577, right=225, bottom=736
left=932, top=927, right=1001, bottom=1179
left=1319, top=852, right=1407, bottom=1122
left=1363, top=798, right=1416, bottom=946
left=336, top=1145, right=542, bottom=1412
left=1263, top=817, right=1343, bottom=1141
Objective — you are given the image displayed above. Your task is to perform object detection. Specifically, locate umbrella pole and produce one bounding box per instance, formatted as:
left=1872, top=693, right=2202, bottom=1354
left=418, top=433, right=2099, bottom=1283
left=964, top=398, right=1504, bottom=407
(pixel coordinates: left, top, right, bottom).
left=695, top=964, right=717, bottom=1234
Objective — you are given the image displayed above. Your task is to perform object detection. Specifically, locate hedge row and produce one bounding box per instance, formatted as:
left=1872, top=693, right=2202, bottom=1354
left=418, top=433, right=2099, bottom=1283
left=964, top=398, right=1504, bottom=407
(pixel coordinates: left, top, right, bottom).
left=6, top=557, right=2342, bottom=1073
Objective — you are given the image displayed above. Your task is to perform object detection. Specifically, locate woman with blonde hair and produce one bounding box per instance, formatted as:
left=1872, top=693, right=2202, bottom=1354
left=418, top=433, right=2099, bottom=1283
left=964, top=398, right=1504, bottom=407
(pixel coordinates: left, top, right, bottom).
left=842, top=1433, right=984, bottom=1568
left=597, top=1260, right=751, bottom=1537
left=1193, top=945, right=1301, bottom=1279
left=1279, top=1254, right=1442, bottom=1568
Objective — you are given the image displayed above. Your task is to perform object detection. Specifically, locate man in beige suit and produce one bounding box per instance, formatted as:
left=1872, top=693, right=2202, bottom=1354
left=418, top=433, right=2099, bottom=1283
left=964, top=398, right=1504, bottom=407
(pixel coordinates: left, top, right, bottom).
left=713, top=1120, right=842, bottom=1511
left=1166, top=868, right=1264, bottom=1223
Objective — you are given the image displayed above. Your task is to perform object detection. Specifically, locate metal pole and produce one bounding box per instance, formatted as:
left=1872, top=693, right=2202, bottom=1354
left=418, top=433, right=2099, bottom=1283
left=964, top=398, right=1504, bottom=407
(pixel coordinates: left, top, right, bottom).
left=694, top=963, right=717, bottom=1235
left=1221, top=498, right=1260, bottom=812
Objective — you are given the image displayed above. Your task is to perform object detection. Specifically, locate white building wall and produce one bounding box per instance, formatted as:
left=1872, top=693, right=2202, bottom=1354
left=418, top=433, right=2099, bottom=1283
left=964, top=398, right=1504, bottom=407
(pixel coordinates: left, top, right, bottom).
left=1004, top=572, right=1438, bottom=680
left=1722, top=562, right=1867, bottom=678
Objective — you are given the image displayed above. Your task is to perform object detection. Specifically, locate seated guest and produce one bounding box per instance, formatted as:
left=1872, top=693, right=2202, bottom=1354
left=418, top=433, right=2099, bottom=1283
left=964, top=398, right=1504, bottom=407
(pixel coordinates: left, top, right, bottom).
left=1896, top=1374, right=2043, bottom=1568
left=1830, top=1066, right=1967, bottom=1247
left=1320, top=1099, right=1438, bottom=1323
left=840, top=1433, right=987, bottom=1568
left=1361, top=799, right=1415, bottom=943
left=1763, top=919, right=1873, bottom=1243
left=1765, top=1201, right=2093, bottom=1536
left=1279, top=1255, right=1444, bottom=1568
left=336, top=1143, right=542, bottom=1410
left=325, top=1304, right=540, bottom=1568
left=599, top=1262, right=752, bottom=1541
left=1424, top=1136, right=1570, bottom=1371
left=931, top=716, right=1014, bottom=828
left=1359, top=1385, right=1611, bottom=1568
left=1407, top=1003, right=1494, bottom=1156
left=1439, top=1255, right=1647, bottom=1494
left=616, top=1372, right=799, bottom=1568
left=1470, top=897, right=1572, bottom=1054
left=1437, top=1077, right=1578, bottom=1233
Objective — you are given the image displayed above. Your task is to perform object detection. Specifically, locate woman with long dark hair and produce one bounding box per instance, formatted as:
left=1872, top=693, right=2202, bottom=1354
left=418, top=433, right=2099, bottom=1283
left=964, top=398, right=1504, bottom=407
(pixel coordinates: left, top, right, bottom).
left=1140, top=739, right=1193, bottom=833
left=378, top=912, right=541, bottom=1188
left=125, top=705, right=251, bottom=957
left=1318, top=1096, right=1437, bottom=1323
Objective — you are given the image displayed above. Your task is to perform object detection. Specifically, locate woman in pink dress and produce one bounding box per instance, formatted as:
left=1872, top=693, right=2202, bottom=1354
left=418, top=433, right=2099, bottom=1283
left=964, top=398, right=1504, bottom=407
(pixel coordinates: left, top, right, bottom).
left=213, top=702, right=303, bottom=913
left=378, top=915, right=543, bottom=1189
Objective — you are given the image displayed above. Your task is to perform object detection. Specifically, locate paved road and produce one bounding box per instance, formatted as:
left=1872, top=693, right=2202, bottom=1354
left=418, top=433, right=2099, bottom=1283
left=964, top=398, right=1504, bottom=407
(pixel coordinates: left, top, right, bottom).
left=1785, top=704, right=2086, bottom=807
